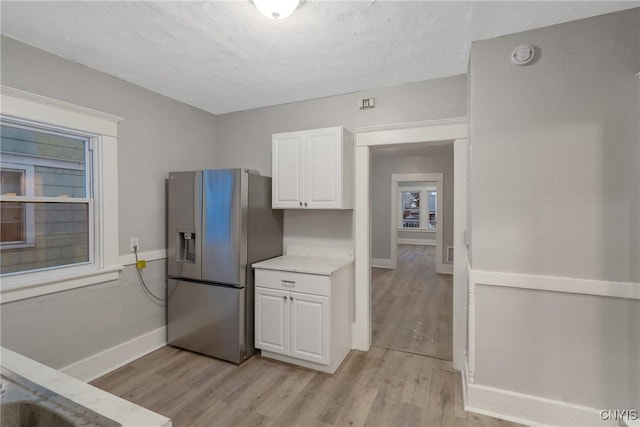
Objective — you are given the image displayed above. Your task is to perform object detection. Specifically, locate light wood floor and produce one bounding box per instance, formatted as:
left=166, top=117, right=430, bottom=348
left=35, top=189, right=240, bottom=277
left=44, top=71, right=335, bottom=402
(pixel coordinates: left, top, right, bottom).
left=92, top=244, right=520, bottom=426
left=372, top=245, right=453, bottom=360
left=92, top=345, right=520, bottom=427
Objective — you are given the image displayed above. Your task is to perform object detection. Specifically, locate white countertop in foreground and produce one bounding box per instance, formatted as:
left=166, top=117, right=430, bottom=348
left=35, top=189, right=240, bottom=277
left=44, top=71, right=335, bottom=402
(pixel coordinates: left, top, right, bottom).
left=253, top=254, right=353, bottom=276
left=1, top=347, right=171, bottom=427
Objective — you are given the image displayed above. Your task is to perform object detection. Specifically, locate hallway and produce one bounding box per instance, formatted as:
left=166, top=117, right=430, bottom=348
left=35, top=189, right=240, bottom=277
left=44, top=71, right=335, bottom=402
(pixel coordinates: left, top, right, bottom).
left=372, top=244, right=453, bottom=360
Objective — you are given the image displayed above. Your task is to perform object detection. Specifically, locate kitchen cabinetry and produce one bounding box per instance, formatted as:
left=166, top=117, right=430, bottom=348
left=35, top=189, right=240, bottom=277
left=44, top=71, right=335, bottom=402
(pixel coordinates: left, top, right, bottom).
left=272, top=126, right=353, bottom=209
left=253, top=256, right=353, bottom=374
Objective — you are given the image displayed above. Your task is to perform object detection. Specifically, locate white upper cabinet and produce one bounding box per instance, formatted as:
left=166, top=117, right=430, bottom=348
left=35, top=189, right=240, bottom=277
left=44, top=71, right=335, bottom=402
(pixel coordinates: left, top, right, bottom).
left=272, top=126, right=353, bottom=209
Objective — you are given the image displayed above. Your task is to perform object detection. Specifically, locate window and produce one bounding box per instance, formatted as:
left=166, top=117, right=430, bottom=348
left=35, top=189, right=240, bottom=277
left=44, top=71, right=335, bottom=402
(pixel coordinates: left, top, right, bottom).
left=1, top=85, right=123, bottom=303
left=1, top=122, right=92, bottom=274
left=398, top=187, right=437, bottom=230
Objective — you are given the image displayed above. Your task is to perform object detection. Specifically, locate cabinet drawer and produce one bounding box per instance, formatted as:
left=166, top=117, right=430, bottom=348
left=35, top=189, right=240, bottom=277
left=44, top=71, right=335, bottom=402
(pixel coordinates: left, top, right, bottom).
left=255, top=269, right=330, bottom=297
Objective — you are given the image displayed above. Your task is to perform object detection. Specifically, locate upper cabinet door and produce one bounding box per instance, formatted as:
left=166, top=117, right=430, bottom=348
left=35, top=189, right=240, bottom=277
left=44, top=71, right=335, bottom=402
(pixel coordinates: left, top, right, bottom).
left=272, top=131, right=305, bottom=209
left=271, top=126, right=353, bottom=210
left=305, top=127, right=342, bottom=209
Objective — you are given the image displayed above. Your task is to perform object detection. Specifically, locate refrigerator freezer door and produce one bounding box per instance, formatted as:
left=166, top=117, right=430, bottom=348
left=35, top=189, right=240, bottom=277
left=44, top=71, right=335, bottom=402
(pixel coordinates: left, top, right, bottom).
left=202, top=169, right=247, bottom=287
left=167, top=279, right=245, bottom=363
left=167, top=171, right=202, bottom=281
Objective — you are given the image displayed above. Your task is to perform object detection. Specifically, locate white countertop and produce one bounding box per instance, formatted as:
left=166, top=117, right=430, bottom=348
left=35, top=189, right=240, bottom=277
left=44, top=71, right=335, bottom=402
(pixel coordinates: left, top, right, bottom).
left=252, top=254, right=353, bottom=276
left=1, top=347, right=171, bottom=427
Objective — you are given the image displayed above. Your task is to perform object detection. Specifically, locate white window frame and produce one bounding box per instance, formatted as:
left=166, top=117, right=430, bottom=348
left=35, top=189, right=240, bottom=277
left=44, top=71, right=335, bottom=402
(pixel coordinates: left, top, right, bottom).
left=1, top=162, right=35, bottom=248
left=0, top=86, right=123, bottom=303
left=397, top=185, right=437, bottom=231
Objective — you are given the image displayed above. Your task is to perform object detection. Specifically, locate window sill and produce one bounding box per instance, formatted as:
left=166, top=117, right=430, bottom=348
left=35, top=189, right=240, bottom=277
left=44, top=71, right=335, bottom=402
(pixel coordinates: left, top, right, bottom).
left=0, top=264, right=124, bottom=304
left=397, top=228, right=437, bottom=233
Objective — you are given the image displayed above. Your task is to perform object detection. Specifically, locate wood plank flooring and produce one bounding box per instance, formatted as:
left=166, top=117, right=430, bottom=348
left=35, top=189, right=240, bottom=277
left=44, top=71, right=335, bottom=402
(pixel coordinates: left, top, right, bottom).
left=372, top=245, right=453, bottom=360
left=92, top=345, right=521, bottom=427
left=91, top=244, right=520, bottom=426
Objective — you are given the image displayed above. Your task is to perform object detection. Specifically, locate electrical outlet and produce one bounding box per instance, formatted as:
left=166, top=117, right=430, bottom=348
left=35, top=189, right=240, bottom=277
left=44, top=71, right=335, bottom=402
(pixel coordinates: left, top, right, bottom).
left=130, top=237, right=139, bottom=252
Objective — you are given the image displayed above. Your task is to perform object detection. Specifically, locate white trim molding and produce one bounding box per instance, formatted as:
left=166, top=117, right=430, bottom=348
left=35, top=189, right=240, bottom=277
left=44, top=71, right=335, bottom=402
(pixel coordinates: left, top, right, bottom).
left=353, top=117, right=468, bottom=355
left=371, top=258, right=393, bottom=269
left=355, top=117, right=467, bottom=147
left=470, top=269, right=640, bottom=300
left=61, top=327, right=166, bottom=382
left=1, top=86, right=123, bottom=136
left=119, top=249, right=167, bottom=266
left=464, top=268, right=640, bottom=426
left=391, top=172, right=445, bottom=272
left=465, top=266, right=640, bottom=385
left=0, top=265, right=123, bottom=304
left=397, top=238, right=436, bottom=246
left=464, top=377, right=619, bottom=427
left=452, top=138, right=470, bottom=371
left=1, top=86, right=123, bottom=303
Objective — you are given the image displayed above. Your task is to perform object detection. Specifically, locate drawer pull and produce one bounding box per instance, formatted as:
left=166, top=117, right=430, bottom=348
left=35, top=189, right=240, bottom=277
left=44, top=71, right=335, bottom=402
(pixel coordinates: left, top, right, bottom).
left=281, top=280, right=296, bottom=287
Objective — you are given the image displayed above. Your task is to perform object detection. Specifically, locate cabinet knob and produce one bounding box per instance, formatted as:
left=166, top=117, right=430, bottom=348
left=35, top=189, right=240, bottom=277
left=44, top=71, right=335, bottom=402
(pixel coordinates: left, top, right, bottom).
left=283, top=295, right=287, bottom=301
left=299, top=201, right=303, bottom=207
left=304, top=202, right=307, bottom=207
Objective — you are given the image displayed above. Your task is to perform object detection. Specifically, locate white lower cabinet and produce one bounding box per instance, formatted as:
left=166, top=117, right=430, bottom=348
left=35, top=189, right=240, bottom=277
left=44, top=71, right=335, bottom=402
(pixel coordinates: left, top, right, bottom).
left=254, top=266, right=352, bottom=374
left=256, top=287, right=329, bottom=365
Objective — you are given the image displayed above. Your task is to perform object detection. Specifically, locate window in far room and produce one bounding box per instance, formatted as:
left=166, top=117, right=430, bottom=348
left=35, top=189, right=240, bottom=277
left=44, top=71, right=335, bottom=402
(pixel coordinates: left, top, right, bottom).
left=398, top=185, right=437, bottom=230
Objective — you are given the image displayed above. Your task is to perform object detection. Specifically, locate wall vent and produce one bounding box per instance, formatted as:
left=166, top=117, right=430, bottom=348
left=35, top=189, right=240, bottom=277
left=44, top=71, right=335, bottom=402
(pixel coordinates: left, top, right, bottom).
left=447, top=246, right=454, bottom=263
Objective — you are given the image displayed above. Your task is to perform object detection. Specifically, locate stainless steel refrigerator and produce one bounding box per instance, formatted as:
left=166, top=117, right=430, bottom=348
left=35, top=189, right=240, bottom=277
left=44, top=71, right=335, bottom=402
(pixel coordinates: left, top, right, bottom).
left=166, top=169, right=283, bottom=363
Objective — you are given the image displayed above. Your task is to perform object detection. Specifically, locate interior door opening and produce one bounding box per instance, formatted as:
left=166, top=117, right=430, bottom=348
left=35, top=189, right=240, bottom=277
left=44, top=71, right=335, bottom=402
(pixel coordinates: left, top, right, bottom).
left=369, top=143, right=454, bottom=361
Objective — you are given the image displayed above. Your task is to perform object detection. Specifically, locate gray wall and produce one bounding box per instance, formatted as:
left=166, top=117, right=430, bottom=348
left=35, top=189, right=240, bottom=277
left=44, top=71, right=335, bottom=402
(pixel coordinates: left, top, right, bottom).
left=469, top=8, right=639, bottom=410
left=371, top=151, right=454, bottom=262
left=475, top=286, right=638, bottom=409
left=0, top=36, right=218, bottom=368
left=215, top=75, right=467, bottom=252
left=470, top=9, right=639, bottom=283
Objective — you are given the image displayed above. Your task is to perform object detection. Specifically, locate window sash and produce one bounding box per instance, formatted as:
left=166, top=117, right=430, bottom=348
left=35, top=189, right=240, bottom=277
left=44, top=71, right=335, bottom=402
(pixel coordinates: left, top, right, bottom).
left=397, top=188, right=437, bottom=231
left=0, top=198, right=94, bottom=277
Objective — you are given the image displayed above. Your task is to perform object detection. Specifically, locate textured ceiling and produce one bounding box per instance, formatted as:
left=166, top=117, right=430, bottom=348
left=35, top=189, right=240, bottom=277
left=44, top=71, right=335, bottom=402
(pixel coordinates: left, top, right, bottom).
left=1, top=1, right=637, bottom=114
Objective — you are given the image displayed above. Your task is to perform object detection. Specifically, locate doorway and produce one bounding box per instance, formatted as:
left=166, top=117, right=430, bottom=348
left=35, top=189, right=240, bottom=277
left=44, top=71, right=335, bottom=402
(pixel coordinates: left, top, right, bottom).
left=369, top=151, right=452, bottom=360
left=352, top=118, right=469, bottom=371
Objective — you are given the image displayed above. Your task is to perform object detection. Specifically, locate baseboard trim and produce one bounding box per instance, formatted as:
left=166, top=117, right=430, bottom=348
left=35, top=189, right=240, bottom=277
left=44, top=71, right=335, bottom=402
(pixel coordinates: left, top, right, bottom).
left=465, top=379, right=619, bottom=427
left=470, top=269, right=640, bottom=300
left=119, top=249, right=167, bottom=266
left=437, top=263, right=453, bottom=275
left=397, top=238, right=436, bottom=246
left=371, top=258, right=393, bottom=269
left=61, top=327, right=166, bottom=382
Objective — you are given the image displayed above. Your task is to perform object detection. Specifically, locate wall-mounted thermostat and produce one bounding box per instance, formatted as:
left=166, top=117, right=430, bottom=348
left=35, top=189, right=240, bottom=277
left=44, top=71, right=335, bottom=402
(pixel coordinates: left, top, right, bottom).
left=511, top=44, right=535, bottom=65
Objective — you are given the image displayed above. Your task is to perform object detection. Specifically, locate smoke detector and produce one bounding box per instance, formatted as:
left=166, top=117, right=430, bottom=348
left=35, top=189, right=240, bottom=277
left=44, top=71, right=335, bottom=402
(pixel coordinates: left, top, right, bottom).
left=511, top=44, right=535, bottom=66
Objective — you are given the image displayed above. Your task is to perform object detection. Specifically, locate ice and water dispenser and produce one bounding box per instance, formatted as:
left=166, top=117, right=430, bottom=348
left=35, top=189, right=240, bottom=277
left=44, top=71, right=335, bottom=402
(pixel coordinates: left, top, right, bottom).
left=177, top=230, right=196, bottom=263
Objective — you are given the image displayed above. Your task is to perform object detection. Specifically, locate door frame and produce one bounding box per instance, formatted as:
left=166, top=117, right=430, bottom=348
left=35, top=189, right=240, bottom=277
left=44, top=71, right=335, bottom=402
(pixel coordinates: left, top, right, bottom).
left=352, top=117, right=468, bottom=371
left=391, top=173, right=445, bottom=272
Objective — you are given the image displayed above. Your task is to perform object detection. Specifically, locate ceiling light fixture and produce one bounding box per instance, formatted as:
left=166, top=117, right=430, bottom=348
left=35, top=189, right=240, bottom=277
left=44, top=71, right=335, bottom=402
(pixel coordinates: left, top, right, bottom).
left=253, top=0, right=300, bottom=20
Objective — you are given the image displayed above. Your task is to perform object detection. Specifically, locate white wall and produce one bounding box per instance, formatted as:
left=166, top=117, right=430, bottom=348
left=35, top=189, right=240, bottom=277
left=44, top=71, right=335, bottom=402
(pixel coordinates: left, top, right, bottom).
left=371, top=150, right=454, bottom=262
left=0, top=36, right=218, bottom=368
left=215, top=75, right=467, bottom=251
left=469, top=7, right=639, bottom=415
